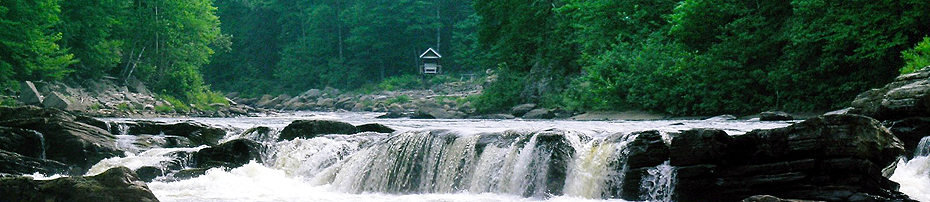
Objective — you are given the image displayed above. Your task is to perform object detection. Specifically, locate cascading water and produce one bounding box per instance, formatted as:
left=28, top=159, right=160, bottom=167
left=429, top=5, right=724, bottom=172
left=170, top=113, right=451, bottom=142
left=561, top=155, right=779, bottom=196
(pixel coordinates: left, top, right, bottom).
left=890, top=136, right=930, bottom=201
left=87, top=113, right=806, bottom=202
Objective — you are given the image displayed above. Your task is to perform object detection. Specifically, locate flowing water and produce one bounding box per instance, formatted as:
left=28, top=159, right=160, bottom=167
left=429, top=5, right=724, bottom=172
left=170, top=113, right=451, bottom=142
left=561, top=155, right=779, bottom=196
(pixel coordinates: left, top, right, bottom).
left=80, top=111, right=930, bottom=202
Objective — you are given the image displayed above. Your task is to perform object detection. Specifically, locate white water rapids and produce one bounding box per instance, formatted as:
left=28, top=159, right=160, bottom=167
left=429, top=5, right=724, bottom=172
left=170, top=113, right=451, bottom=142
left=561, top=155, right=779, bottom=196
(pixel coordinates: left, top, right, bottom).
left=81, top=111, right=930, bottom=202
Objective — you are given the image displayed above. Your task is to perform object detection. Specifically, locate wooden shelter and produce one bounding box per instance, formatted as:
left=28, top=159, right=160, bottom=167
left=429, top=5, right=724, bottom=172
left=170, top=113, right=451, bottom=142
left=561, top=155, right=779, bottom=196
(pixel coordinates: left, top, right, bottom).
left=419, top=48, right=442, bottom=74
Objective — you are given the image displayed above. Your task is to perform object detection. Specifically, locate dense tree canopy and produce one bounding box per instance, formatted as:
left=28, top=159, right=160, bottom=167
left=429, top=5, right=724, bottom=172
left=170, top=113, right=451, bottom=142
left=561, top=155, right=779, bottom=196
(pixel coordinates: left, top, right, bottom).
left=1, top=0, right=927, bottom=115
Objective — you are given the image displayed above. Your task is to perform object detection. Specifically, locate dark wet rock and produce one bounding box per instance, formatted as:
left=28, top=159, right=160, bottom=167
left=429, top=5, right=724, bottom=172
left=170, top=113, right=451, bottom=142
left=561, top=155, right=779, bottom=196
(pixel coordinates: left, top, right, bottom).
left=625, top=131, right=670, bottom=169
left=278, top=120, right=358, bottom=141
left=0, top=106, right=123, bottom=174
left=173, top=168, right=208, bottom=180
left=760, top=111, right=794, bottom=121
left=0, top=150, right=68, bottom=175
left=670, top=128, right=731, bottom=166
left=116, top=120, right=226, bottom=146
left=884, top=117, right=930, bottom=157
left=414, top=107, right=466, bottom=119
left=671, top=114, right=910, bottom=202
left=19, top=81, right=43, bottom=105
left=741, top=195, right=811, bottom=202
left=523, top=108, right=555, bottom=119
left=376, top=111, right=407, bottom=118
left=510, top=103, right=536, bottom=117
left=0, top=166, right=160, bottom=202
left=240, top=126, right=274, bottom=142
left=356, top=123, right=395, bottom=133
left=193, top=139, right=263, bottom=169
left=410, top=111, right=436, bottom=119
left=850, top=66, right=930, bottom=120
left=0, top=126, right=45, bottom=158
left=134, top=166, right=163, bottom=182
left=472, top=113, right=516, bottom=119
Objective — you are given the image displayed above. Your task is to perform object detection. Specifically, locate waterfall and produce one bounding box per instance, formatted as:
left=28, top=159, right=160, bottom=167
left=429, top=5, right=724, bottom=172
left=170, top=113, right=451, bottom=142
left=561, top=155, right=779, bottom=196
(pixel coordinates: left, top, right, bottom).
left=917, top=136, right=930, bottom=157
left=890, top=136, right=930, bottom=201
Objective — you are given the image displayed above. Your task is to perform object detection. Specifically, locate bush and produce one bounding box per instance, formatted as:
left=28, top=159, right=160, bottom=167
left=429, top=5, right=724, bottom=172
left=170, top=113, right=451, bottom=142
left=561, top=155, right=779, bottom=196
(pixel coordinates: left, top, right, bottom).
left=473, top=68, right=525, bottom=113
left=386, top=95, right=411, bottom=105
left=187, top=90, right=229, bottom=111
left=901, top=37, right=930, bottom=74
left=159, top=95, right=190, bottom=112
left=378, top=75, right=423, bottom=91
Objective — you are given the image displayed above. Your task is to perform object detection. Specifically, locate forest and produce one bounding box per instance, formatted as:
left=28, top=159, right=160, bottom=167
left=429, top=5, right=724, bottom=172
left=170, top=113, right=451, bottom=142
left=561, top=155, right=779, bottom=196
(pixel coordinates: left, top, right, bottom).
left=1, top=0, right=929, bottom=115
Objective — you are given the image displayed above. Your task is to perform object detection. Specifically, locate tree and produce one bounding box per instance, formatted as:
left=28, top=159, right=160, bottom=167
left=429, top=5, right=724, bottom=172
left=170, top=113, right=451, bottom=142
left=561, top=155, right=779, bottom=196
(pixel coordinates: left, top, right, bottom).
left=58, top=0, right=128, bottom=79
left=118, top=0, right=222, bottom=100
left=0, top=0, right=75, bottom=88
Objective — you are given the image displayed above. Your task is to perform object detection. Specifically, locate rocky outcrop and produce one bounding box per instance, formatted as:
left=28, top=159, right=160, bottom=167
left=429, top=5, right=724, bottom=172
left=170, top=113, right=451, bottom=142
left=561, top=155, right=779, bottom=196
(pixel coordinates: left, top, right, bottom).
left=760, top=111, right=794, bottom=121
left=511, top=103, right=537, bottom=117
left=356, top=123, right=395, bottom=133
left=0, top=106, right=123, bottom=174
left=847, top=66, right=930, bottom=157
left=741, top=195, right=815, bottom=202
left=193, top=139, right=263, bottom=169
left=523, top=108, right=555, bottom=119
left=0, top=166, right=160, bottom=202
left=850, top=66, right=930, bottom=120
left=240, top=126, right=274, bottom=142
left=670, top=114, right=911, bottom=202
left=278, top=120, right=358, bottom=141
left=0, top=126, right=46, bottom=159
left=883, top=117, right=930, bottom=158
left=0, top=150, right=68, bottom=175
left=113, top=120, right=227, bottom=146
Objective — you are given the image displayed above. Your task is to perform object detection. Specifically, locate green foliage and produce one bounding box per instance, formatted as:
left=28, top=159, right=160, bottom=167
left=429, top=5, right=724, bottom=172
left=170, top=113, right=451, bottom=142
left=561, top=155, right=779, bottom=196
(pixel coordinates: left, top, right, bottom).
left=115, top=102, right=131, bottom=111
left=204, top=0, right=482, bottom=96
left=186, top=90, right=229, bottom=111
left=154, top=104, right=174, bottom=113
left=469, top=0, right=930, bottom=115
left=386, top=95, right=411, bottom=105
left=0, top=0, right=76, bottom=83
left=901, top=37, right=930, bottom=74
left=0, top=96, right=18, bottom=107
left=158, top=95, right=190, bottom=113
left=473, top=68, right=524, bottom=113
left=378, top=75, right=424, bottom=91
left=58, top=0, right=127, bottom=79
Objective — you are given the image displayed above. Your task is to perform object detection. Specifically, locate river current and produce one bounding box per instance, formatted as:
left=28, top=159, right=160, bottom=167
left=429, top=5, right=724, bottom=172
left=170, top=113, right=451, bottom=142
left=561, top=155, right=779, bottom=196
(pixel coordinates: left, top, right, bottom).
left=75, top=111, right=929, bottom=202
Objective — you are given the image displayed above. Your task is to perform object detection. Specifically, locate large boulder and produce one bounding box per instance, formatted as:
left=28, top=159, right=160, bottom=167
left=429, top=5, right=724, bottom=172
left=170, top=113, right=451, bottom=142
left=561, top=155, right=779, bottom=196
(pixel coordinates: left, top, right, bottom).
left=19, top=81, right=43, bottom=105
left=850, top=66, right=930, bottom=120
left=42, top=92, right=71, bottom=110
left=414, top=107, right=466, bottom=119
left=510, top=103, right=536, bottom=117
left=193, top=139, right=263, bottom=169
left=759, top=111, right=794, bottom=121
left=278, top=120, right=358, bottom=141
left=114, top=120, right=226, bottom=146
left=671, top=114, right=910, bottom=202
left=356, top=123, right=395, bottom=133
left=0, top=106, right=123, bottom=174
left=0, top=166, right=160, bottom=202
left=522, top=108, right=555, bottom=119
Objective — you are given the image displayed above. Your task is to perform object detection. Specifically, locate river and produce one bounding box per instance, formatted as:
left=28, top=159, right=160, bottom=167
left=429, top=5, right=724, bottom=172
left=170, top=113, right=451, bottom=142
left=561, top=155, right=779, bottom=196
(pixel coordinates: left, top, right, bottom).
left=76, top=111, right=929, bottom=202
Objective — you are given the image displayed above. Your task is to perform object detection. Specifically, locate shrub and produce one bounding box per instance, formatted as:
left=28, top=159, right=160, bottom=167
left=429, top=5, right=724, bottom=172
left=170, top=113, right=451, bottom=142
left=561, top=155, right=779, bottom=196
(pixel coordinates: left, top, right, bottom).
left=901, top=37, right=930, bottom=74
